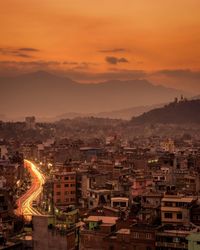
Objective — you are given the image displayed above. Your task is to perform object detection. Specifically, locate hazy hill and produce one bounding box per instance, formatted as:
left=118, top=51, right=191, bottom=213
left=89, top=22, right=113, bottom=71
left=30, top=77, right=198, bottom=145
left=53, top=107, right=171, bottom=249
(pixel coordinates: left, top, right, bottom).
left=94, top=103, right=165, bottom=120
left=130, top=99, right=200, bottom=124
left=0, top=71, right=188, bottom=118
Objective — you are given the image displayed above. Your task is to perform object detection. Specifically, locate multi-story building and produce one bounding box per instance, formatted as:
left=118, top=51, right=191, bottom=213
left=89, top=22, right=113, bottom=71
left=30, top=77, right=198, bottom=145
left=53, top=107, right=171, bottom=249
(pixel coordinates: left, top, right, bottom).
left=0, top=159, right=24, bottom=189
left=161, top=195, right=197, bottom=226
left=80, top=216, right=118, bottom=250
left=25, top=116, right=36, bottom=130
left=187, top=233, right=200, bottom=250
left=53, top=164, right=76, bottom=207
left=32, top=215, right=78, bottom=250
left=156, top=227, right=189, bottom=250
left=87, top=188, right=111, bottom=209
left=104, top=224, right=156, bottom=250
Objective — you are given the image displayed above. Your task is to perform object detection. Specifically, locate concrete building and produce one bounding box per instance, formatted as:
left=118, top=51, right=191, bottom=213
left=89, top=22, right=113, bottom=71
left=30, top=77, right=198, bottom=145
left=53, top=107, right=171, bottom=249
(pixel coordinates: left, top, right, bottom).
left=161, top=139, right=175, bottom=153
left=161, top=195, right=197, bottom=226
left=32, top=215, right=77, bottom=250
left=25, top=116, right=36, bottom=130
left=156, top=228, right=189, bottom=250
left=104, top=224, right=156, bottom=250
left=53, top=165, right=76, bottom=207
left=111, top=197, right=129, bottom=208
left=87, top=189, right=111, bottom=209
left=80, top=216, right=117, bottom=250
left=187, top=233, right=200, bottom=250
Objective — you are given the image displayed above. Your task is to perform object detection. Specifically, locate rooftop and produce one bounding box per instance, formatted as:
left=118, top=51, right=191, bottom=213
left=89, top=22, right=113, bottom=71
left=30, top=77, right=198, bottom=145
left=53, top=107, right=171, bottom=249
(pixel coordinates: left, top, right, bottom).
left=85, top=216, right=118, bottom=224
left=162, top=196, right=196, bottom=203
left=116, top=228, right=130, bottom=235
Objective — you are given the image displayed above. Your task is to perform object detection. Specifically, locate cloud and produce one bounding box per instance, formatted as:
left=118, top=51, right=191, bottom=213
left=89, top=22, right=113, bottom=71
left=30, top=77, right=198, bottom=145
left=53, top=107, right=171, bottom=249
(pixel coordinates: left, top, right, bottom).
left=99, top=48, right=127, bottom=53
left=118, top=58, right=129, bottom=63
left=14, top=53, right=33, bottom=58
left=105, top=56, right=129, bottom=64
left=0, top=60, right=61, bottom=77
left=63, top=61, right=79, bottom=65
left=0, top=60, right=145, bottom=81
left=1, top=59, right=199, bottom=93
left=147, top=69, right=200, bottom=93
left=0, top=47, right=39, bottom=58
left=63, top=61, right=98, bottom=70
left=156, top=69, right=200, bottom=80
left=55, top=68, right=146, bottom=82
left=19, top=47, right=40, bottom=52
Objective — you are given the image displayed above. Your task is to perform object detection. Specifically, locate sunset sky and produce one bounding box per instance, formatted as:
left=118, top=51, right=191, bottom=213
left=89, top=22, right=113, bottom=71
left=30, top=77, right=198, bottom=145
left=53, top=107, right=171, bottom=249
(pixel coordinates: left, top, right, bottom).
left=1, top=0, right=200, bottom=91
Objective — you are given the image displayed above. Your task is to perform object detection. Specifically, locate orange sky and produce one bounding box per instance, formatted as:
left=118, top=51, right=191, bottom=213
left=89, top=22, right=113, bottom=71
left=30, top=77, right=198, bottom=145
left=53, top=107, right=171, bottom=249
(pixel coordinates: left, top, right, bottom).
left=1, top=0, right=200, bottom=75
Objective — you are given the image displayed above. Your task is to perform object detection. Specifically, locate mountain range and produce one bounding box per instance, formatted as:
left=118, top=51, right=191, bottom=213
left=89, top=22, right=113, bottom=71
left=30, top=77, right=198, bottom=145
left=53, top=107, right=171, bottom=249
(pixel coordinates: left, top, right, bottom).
left=0, top=70, right=189, bottom=120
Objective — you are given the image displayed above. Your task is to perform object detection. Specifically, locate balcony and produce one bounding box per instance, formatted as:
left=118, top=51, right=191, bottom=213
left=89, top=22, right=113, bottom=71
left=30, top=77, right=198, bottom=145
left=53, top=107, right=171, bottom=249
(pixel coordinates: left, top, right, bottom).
left=156, top=242, right=187, bottom=249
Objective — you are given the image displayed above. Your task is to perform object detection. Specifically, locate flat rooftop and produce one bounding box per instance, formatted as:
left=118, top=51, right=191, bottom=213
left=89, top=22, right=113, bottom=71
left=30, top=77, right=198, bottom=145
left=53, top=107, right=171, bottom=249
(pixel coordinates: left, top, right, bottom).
left=162, top=196, right=196, bottom=203
left=117, top=228, right=130, bottom=235
left=85, top=216, right=118, bottom=224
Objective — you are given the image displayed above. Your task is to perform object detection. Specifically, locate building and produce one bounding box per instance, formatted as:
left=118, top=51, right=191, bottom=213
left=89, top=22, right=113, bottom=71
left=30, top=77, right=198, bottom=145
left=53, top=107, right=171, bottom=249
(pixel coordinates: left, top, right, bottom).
left=161, top=195, right=197, bottom=226
left=0, top=159, right=24, bottom=189
left=111, top=197, right=129, bottom=208
left=25, top=116, right=36, bottom=130
left=161, top=139, right=175, bottom=153
left=156, top=228, right=189, bottom=250
left=87, top=189, right=111, bottom=209
left=187, top=233, right=200, bottom=250
left=53, top=164, right=76, bottom=207
left=80, top=216, right=117, bottom=250
left=32, top=215, right=77, bottom=250
left=104, top=224, right=156, bottom=250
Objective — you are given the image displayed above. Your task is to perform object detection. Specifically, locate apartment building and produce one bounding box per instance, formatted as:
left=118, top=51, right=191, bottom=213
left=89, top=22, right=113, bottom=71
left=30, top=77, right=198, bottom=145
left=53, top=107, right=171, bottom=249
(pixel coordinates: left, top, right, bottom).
left=161, top=195, right=197, bottom=226
left=53, top=165, right=76, bottom=207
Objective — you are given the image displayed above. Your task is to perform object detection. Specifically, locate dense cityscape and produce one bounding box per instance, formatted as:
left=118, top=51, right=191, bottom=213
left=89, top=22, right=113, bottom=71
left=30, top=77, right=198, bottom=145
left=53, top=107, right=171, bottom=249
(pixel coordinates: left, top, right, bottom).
left=1, top=103, right=200, bottom=249
left=1, top=0, right=200, bottom=249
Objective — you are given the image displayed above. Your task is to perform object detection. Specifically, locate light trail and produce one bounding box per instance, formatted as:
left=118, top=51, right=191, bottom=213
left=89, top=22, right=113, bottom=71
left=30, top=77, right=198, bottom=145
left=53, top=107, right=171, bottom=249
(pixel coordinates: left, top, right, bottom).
left=15, top=160, right=45, bottom=220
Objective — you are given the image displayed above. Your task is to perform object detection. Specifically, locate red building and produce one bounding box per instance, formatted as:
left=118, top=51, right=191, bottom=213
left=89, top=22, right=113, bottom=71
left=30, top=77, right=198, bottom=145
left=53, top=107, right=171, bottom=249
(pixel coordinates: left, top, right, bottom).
left=53, top=164, right=76, bottom=207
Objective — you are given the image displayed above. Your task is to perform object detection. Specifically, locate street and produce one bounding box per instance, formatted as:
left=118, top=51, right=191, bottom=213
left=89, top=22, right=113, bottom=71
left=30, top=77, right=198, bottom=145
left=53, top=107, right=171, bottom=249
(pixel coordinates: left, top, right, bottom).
left=15, top=160, right=45, bottom=220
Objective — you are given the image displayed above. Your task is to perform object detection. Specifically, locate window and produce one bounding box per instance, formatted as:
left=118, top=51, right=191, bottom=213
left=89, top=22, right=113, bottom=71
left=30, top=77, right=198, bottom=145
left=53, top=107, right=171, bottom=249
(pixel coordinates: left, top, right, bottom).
left=164, top=213, right=173, bottom=219
left=56, top=192, right=61, bottom=195
left=64, top=176, right=69, bottom=180
left=71, top=191, right=75, bottom=194
left=165, top=202, right=173, bottom=207
left=133, top=232, right=139, bottom=239
left=66, top=198, right=69, bottom=202
left=70, top=184, right=75, bottom=187
left=65, top=184, right=69, bottom=187
left=173, top=237, right=180, bottom=243
left=56, top=199, right=61, bottom=203
left=65, top=191, right=69, bottom=195
left=146, top=233, right=152, bottom=239
left=71, top=198, right=75, bottom=202
left=70, top=176, right=75, bottom=180
left=176, top=202, right=185, bottom=207
left=177, top=213, right=182, bottom=219
left=56, top=184, right=61, bottom=188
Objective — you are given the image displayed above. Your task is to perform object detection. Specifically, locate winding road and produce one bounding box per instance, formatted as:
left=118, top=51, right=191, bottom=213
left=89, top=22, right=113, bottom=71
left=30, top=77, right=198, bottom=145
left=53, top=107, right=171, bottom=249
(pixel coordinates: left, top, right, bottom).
left=15, top=160, right=45, bottom=220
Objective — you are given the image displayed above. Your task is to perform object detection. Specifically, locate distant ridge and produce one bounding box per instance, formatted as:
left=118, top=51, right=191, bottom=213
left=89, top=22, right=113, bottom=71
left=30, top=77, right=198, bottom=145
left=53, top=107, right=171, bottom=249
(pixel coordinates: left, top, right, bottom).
left=0, top=70, right=189, bottom=118
left=130, top=99, right=200, bottom=124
